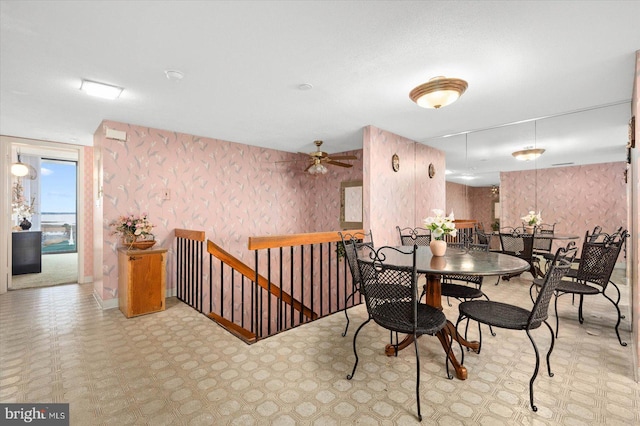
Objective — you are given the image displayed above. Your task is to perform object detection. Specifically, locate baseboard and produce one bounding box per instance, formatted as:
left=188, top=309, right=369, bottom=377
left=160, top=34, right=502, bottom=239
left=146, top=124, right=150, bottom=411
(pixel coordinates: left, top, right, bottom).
left=92, top=289, right=119, bottom=310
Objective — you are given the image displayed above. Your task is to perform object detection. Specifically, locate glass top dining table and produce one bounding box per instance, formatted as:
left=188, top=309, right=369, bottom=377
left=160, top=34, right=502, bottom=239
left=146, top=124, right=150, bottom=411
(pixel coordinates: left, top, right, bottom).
left=360, top=245, right=530, bottom=380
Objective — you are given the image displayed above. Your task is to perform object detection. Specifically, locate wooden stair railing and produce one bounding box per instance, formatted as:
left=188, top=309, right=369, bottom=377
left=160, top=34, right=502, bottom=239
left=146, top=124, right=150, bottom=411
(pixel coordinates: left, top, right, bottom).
left=207, top=240, right=316, bottom=321
left=175, top=228, right=205, bottom=313
left=175, top=229, right=364, bottom=344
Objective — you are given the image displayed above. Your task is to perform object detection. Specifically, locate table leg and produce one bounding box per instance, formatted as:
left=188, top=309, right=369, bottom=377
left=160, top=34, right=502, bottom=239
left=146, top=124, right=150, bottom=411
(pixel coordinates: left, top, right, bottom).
left=383, top=274, right=479, bottom=380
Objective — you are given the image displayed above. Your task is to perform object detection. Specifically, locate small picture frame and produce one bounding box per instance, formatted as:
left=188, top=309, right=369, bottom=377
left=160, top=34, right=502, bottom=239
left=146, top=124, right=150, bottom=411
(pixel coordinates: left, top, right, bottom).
left=627, top=116, right=635, bottom=149
left=392, top=154, right=399, bottom=172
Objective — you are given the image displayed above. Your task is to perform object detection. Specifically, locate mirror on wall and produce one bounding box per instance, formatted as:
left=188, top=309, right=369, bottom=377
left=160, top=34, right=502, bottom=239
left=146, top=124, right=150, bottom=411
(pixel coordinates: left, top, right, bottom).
left=340, top=180, right=363, bottom=229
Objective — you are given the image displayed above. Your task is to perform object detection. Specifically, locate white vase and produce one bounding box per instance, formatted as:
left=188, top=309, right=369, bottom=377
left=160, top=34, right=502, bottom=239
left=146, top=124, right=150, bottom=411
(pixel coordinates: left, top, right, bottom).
left=430, top=239, right=447, bottom=256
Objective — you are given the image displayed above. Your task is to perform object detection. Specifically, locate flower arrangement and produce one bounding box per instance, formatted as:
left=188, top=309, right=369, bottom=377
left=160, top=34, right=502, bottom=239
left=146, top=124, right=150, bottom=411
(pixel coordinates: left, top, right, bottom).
left=521, top=210, right=542, bottom=226
left=110, top=213, right=155, bottom=241
left=12, top=181, right=36, bottom=220
left=423, top=209, right=457, bottom=240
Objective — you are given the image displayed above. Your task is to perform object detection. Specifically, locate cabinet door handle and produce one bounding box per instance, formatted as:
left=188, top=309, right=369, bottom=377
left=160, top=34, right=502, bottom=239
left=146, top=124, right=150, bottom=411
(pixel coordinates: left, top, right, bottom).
left=129, top=256, right=142, bottom=261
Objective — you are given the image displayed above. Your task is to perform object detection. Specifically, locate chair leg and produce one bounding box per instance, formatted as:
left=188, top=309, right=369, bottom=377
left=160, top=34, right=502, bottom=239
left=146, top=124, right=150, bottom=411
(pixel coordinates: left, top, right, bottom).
left=342, top=291, right=355, bottom=337
left=554, top=293, right=561, bottom=338
left=543, top=320, right=555, bottom=378
left=602, top=292, right=627, bottom=347
left=607, top=282, right=625, bottom=319
left=525, top=329, right=541, bottom=412
left=346, top=318, right=370, bottom=380
left=577, top=295, right=585, bottom=323
left=413, top=333, right=422, bottom=422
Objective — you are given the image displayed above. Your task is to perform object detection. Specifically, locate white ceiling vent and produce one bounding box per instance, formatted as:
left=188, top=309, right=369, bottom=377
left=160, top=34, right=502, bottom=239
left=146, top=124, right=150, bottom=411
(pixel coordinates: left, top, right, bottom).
left=104, top=126, right=127, bottom=141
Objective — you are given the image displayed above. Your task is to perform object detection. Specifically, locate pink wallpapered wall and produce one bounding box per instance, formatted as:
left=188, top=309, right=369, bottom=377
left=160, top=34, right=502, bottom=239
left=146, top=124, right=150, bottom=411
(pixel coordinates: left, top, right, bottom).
left=363, top=126, right=445, bottom=246
left=96, top=120, right=363, bottom=300
left=500, top=162, right=628, bottom=253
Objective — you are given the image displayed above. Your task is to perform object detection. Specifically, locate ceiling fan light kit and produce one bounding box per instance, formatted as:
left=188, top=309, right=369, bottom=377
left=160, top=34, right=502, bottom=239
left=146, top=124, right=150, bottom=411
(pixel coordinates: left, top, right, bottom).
left=409, top=76, right=468, bottom=109
left=303, top=140, right=357, bottom=175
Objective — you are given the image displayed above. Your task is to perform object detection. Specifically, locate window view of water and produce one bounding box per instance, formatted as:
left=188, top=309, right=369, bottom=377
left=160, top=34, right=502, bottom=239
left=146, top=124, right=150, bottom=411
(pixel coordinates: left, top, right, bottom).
left=40, top=159, right=77, bottom=254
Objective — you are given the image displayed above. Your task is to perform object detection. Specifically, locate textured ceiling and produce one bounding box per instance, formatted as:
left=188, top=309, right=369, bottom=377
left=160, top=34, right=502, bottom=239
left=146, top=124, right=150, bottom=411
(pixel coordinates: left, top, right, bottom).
left=1, top=1, right=638, bottom=185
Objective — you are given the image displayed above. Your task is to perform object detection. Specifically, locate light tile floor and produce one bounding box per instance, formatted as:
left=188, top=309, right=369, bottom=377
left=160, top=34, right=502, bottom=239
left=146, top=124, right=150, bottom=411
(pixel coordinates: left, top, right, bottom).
left=0, top=268, right=637, bottom=425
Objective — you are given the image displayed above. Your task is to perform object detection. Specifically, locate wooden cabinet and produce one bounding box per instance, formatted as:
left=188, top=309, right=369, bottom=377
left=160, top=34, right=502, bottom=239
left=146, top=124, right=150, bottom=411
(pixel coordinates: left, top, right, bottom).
left=118, top=247, right=167, bottom=318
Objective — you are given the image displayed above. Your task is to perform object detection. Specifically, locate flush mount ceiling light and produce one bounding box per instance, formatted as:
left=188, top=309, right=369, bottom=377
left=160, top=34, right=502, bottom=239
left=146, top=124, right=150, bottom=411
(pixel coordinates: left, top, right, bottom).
left=512, top=148, right=545, bottom=161
left=165, top=70, right=184, bottom=81
left=80, top=79, right=123, bottom=99
left=409, top=76, right=468, bottom=109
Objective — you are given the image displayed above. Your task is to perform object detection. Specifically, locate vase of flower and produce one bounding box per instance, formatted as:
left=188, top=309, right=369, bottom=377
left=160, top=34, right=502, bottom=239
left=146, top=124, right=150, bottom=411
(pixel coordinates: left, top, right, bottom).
left=19, top=218, right=32, bottom=230
left=525, top=226, right=535, bottom=234
left=423, top=209, right=457, bottom=257
left=111, top=213, right=156, bottom=250
left=430, top=239, right=447, bottom=256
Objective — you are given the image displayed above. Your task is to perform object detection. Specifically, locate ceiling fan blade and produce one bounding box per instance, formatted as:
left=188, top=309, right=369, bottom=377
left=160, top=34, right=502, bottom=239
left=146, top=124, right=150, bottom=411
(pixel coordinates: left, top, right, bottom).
left=327, top=155, right=357, bottom=161
left=327, top=161, right=353, bottom=168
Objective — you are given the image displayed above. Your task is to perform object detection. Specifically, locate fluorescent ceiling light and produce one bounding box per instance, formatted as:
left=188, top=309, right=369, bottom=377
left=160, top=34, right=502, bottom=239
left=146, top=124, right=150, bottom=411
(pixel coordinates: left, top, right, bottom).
left=80, top=79, right=123, bottom=99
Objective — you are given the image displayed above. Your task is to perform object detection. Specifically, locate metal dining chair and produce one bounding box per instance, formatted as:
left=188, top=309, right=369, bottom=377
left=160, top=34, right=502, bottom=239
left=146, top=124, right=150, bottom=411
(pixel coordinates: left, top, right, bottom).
left=534, top=229, right=629, bottom=346
left=338, top=230, right=374, bottom=337
left=496, top=227, right=540, bottom=284
left=348, top=243, right=447, bottom=421
left=455, top=243, right=576, bottom=412
left=397, top=226, right=431, bottom=246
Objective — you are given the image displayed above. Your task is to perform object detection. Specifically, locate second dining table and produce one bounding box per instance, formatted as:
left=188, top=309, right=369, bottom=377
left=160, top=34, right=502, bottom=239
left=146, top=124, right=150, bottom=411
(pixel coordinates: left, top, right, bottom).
left=364, top=245, right=530, bottom=380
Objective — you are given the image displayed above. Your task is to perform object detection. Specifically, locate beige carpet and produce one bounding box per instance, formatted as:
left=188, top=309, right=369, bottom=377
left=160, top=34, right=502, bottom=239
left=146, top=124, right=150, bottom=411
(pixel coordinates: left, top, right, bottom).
left=10, top=252, right=78, bottom=290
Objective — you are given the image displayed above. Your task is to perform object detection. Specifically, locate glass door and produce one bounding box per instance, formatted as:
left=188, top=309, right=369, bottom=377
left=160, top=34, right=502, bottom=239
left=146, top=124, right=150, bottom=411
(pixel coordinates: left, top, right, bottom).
left=40, top=159, right=77, bottom=254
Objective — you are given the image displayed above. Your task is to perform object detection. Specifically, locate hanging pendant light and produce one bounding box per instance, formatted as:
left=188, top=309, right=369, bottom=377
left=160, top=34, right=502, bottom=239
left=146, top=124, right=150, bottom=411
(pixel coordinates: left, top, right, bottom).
left=409, top=76, right=468, bottom=109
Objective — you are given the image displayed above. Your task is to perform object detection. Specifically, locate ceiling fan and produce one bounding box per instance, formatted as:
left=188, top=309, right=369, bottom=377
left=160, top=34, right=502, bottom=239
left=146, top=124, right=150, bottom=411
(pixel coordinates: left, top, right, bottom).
left=301, top=140, right=357, bottom=174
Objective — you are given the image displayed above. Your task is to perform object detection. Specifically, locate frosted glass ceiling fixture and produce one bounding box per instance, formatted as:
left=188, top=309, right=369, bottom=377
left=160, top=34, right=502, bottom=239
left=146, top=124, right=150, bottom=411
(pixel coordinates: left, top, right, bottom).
left=513, top=120, right=544, bottom=161
left=307, top=159, right=328, bottom=175
left=409, top=76, right=468, bottom=109
left=80, top=79, right=123, bottom=99
left=512, top=148, right=545, bottom=161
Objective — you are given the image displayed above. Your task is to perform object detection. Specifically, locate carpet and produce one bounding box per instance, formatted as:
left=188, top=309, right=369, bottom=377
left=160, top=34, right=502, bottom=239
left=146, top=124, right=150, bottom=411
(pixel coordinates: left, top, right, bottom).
left=10, top=252, right=78, bottom=290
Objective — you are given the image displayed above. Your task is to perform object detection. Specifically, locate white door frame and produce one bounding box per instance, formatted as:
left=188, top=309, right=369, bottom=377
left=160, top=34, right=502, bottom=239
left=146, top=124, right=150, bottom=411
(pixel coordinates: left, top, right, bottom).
left=1, top=136, right=86, bottom=294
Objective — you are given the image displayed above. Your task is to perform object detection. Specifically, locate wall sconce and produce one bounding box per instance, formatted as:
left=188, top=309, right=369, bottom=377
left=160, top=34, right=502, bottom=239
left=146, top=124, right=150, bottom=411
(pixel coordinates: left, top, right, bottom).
left=11, top=155, right=29, bottom=177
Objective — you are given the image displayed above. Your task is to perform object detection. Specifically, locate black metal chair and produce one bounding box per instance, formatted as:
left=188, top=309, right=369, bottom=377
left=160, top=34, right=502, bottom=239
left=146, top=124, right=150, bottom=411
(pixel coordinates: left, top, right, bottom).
left=397, top=226, right=431, bottom=246
left=455, top=243, right=576, bottom=412
left=338, top=231, right=374, bottom=337
left=441, top=242, right=491, bottom=305
left=347, top=244, right=447, bottom=422
left=496, top=227, right=539, bottom=284
left=474, top=224, right=492, bottom=246
left=535, top=229, right=629, bottom=346
left=532, top=222, right=555, bottom=260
